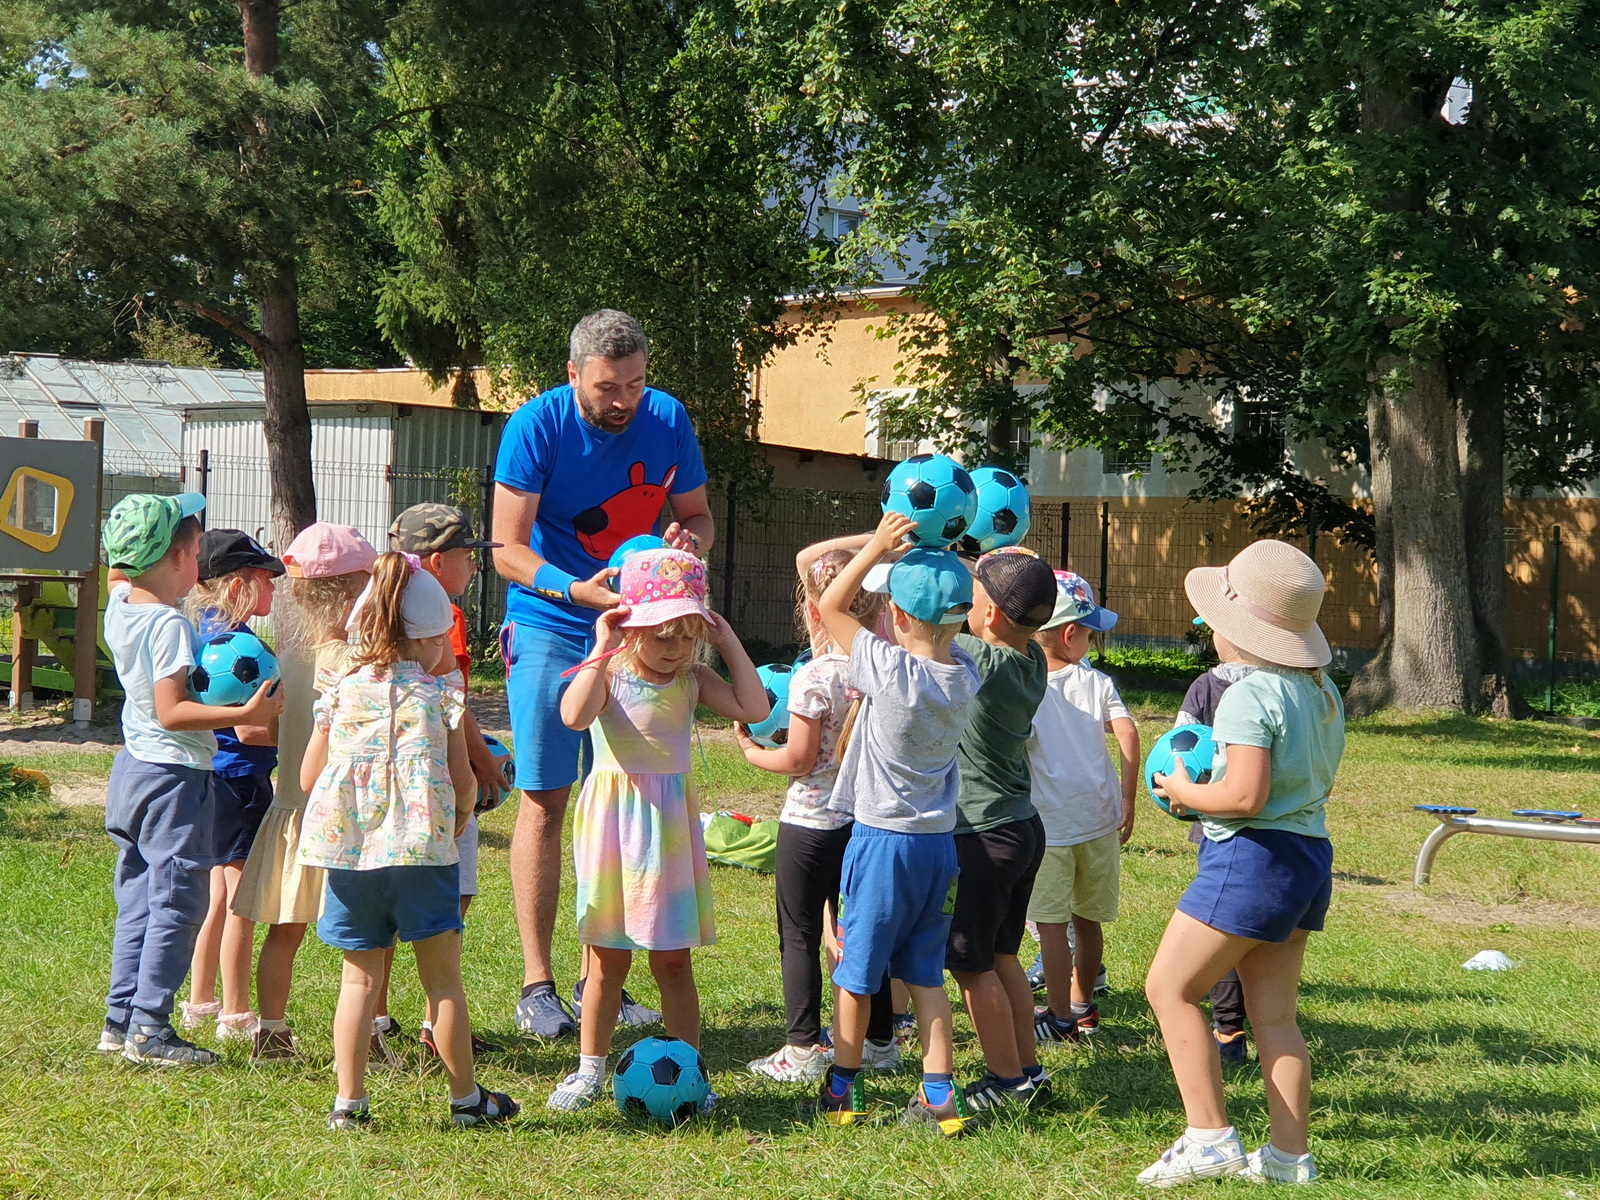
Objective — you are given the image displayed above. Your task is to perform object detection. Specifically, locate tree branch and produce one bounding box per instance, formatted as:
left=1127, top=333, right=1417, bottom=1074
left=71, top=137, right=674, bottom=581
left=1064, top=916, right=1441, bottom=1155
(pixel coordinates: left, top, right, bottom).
left=173, top=299, right=268, bottom=358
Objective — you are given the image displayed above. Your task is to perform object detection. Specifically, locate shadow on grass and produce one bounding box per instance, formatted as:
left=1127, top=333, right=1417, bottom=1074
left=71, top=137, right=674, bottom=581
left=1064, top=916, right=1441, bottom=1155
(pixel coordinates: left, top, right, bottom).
left=0, top=798, right=100, bottom=842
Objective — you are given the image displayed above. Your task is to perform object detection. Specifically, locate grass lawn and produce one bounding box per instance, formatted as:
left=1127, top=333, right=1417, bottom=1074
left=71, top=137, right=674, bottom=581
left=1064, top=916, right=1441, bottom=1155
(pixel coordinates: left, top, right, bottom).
left=2, top=709, right=1599, bottom=1199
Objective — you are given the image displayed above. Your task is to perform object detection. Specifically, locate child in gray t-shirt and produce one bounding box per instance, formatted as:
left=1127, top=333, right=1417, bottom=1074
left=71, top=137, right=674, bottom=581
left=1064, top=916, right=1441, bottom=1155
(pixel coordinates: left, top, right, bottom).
left=812, top=511, right=981, bottom=1135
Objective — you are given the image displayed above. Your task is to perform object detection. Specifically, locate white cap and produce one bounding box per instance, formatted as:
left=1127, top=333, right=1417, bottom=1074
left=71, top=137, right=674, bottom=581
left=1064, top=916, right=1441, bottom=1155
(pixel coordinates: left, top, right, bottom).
left=346, top=562, right=455, bottom=642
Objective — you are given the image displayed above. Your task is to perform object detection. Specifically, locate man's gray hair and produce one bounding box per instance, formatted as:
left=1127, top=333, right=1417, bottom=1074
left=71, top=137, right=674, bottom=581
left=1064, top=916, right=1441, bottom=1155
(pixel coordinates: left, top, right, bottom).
left=569, top=309, right=648, bottom=370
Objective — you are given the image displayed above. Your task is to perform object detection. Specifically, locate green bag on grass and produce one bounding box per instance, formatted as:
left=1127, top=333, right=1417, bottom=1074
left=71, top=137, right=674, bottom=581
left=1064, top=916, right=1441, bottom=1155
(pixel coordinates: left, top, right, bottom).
left=702, top=812, right=779, bottom=873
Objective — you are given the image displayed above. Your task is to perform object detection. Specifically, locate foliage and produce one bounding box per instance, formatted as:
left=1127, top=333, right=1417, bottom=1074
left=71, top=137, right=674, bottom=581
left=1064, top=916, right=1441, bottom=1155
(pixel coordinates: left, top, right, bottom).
left=0, top=762, right=48, bottom=808
left=371, top=0, right=824, bottom=482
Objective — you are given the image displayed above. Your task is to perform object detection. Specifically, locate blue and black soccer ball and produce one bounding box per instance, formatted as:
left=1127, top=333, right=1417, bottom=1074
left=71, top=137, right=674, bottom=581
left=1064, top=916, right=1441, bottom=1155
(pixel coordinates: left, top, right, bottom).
left=191, top=630, right=279, bottom=707
left=1145, top=724, right=1217, bottom=821
left=613, top=1035, right=711, bottom=1125
left=746, top=664, right=793, bottom=748
left=475, top=733, right=516, bottom=813
left=882, top=454, right=978, bottom=548
left=960, top=467, right=1032, bottom=554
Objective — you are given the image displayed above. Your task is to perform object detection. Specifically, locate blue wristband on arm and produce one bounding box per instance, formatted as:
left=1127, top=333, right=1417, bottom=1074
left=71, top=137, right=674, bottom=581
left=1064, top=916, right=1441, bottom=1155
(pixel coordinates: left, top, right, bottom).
left=532, top=563, right=580, bottom=603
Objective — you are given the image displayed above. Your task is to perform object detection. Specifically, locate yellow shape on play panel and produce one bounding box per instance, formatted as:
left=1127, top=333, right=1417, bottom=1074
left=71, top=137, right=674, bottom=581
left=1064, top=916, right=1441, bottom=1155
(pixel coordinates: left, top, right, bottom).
left=0, top=466, right=75, bottom=553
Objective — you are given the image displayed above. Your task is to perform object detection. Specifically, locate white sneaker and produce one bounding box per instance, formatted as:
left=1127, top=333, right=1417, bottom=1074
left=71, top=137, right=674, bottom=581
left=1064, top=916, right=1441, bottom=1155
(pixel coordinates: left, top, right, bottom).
left=748, top=1043, right=832, bottom=1082
left=861, top=1037, right=903, bottom=1072
left=546, top=1071, right=606, bottom=1112
left=1242, top=1146, right=1319, bottom=1184
left=178, top=1000, right=220, bottom=1032
left=1137, top=1132, right=1248, bottom=1188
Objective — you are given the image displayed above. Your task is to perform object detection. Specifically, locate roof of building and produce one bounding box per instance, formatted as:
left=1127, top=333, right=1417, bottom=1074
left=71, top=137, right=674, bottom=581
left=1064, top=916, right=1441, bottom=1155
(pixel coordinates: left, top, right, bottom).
left=0, top=353, right=507, bottom=479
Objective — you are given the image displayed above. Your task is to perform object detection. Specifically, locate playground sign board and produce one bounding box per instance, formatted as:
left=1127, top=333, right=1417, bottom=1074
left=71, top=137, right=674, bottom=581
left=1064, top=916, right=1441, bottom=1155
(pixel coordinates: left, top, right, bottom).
left=0, top=436, right=101, bottom=573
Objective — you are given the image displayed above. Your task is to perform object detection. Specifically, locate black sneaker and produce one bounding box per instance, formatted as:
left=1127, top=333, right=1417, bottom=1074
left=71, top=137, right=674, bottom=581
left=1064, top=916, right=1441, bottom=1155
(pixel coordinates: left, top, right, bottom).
left=96, top=1020, right=127, bottom=1054
left=420, top=1026, right=505, bottom=1057
left=328, top=1102, right=372, bottom=1131
left=1034, top=1006, right=1081, bottom=1044
left=450, top=1085, right=521, bottom=1128
left=816, top=1067, right=865, bottom=1126
left=121, top=1023, right=221, bottom=1067
left=902, top=1082, right=976, bottom=1137
left=964, top=1071, right=1042, bottom=1112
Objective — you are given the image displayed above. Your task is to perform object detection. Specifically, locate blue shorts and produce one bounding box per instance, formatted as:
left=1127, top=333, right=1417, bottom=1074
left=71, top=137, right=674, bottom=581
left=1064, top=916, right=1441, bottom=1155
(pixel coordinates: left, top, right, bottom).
left=318, top=865, right=464, bottom=951
left=501, top=621, right=592, bottom=793
left=834, top=824, right=959, bottom=993
left=211, top=772, right=274, bottom=865
left=1179, top=828, right=1333, bottom=943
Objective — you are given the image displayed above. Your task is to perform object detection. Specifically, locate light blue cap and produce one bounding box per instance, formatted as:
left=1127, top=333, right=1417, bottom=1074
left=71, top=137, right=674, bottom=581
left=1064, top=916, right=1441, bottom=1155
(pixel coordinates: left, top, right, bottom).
left=865, top=548, right=974, bottom=625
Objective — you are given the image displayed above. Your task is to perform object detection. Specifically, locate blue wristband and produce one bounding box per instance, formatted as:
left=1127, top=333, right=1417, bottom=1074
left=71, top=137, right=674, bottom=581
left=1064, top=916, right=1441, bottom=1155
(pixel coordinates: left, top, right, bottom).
left=532, top=563, right=580, bottom=604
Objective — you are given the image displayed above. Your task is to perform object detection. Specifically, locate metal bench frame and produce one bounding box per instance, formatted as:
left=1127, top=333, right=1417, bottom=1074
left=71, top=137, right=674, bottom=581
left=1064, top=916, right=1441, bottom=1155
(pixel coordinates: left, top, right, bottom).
left=1413, top=807, right=1600, bottom=886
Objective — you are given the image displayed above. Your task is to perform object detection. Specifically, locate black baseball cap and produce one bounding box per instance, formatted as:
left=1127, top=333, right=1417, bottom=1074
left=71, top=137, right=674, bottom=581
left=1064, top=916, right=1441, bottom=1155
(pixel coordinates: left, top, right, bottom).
left=973, top=548, right=1059, bottom=629
left=198, top=528, right=285, bottom=581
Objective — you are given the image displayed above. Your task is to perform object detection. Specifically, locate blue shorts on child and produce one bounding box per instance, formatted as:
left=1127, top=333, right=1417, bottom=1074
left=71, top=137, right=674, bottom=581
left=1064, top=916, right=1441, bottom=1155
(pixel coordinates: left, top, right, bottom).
left=1178, top=827, right=1332, bottom=943
left=833, top=823, right=959, bottom=994
left=318, top=864, right=464, bottom=951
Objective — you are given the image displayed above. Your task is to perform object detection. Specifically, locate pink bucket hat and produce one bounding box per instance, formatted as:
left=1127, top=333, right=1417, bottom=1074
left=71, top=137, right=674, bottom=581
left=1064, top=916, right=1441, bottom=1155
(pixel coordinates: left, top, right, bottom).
left=1184, top=539, right=1330, bottom=668
left=618, top=548, right=712, bottom=628
left=282, top=522, right=379, bottom=579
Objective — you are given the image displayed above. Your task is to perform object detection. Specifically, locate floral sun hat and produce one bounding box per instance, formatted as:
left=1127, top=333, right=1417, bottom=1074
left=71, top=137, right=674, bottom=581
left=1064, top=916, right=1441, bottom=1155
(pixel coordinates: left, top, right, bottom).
left=617, top=548, right=713, bottom=628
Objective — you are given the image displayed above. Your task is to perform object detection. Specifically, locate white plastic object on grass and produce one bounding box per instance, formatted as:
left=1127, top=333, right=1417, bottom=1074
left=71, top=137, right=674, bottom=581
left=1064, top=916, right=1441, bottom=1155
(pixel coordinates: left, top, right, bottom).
left=1462, top=950, right=1516, bottom=971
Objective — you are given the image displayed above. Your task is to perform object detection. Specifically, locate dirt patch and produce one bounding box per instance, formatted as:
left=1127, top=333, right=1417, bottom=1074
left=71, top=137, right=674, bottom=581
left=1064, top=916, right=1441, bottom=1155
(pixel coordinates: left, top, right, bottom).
left=52, top=783, right=106, bottom=808
left=1376, top=887, right=1600, bottom=930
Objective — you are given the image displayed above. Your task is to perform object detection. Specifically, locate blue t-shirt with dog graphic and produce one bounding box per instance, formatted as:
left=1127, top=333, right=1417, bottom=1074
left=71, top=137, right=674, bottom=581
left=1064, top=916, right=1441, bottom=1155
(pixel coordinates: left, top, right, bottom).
left=495, top=383, right=708, bottom=638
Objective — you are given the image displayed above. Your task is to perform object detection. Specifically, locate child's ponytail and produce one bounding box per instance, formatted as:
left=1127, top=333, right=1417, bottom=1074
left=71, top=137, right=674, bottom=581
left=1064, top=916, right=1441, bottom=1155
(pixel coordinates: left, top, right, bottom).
left=1308, top=667, right=1338, bottom=723
left=797, top=548, right=886, bottom=642
left=350, top=552, right=413, bottom=669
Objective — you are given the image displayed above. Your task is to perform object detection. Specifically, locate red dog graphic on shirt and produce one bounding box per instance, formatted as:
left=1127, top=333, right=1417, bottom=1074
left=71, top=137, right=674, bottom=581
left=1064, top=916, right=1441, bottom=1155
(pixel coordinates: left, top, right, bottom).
left=572, top=463, right=678, bottom=560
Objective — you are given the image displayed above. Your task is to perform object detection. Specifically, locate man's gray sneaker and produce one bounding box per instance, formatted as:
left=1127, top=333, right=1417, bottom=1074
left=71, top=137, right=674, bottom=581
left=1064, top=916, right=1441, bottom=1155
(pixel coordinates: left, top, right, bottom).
left=121, top=1023, right=221, bottom=1067
left=516, top=986, right=577, bottom=1038
left=572, top=980, right=663, bottom=1028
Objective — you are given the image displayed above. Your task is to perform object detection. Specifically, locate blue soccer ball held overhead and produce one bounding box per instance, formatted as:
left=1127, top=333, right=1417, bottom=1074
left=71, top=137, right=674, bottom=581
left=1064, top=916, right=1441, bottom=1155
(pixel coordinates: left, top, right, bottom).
left=1144, top=724, right=1217, bottom=821
left=613, top=1035, right=711, bottom=1125
left=881, top=453, right=978, bottom=548
left=961, top=466, right=1032, bottom=554
left=746, top=664, right=793, bottom=748
left=191, top=630, right=280, bottom=708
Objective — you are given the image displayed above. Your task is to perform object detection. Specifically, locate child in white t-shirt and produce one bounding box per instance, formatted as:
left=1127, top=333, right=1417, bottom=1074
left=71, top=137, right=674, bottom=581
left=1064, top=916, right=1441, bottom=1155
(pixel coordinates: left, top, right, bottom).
left=1026, top=571, right=1139, bottom=1043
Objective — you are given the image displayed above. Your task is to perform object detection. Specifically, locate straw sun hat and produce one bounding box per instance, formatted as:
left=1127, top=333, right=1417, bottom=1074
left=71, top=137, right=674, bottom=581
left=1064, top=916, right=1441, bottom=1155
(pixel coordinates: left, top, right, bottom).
left=1184, top=539, right=1330, bottom=669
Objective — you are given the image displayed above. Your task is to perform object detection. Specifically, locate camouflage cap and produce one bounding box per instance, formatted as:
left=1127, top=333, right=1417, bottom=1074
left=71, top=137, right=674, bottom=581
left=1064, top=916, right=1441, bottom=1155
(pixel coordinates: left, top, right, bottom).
left=388, top=503, right=501, bottom=555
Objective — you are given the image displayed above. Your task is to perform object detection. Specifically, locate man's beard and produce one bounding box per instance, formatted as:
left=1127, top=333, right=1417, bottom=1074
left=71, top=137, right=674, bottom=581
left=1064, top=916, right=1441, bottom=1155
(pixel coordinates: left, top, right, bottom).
left=576, top=385, right=636, bottom=433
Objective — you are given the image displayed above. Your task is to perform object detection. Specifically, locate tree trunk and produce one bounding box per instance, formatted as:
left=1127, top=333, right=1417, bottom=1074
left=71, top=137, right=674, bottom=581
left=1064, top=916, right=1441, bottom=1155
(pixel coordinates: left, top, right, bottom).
left=259, top=273, right=317, bottom=550
left=239, top=0, right=281, bottom=77
left=1457, top=363, right=1528, bottom=718
left=1347, top=355, right=1477, bottom=712
left=1345, top=388, right=1396, bottom=714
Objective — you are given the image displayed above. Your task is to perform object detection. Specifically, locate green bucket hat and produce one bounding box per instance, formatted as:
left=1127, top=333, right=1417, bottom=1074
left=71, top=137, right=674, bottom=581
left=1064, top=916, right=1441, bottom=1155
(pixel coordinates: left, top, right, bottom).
left=102, top=492, right=207, bottom=574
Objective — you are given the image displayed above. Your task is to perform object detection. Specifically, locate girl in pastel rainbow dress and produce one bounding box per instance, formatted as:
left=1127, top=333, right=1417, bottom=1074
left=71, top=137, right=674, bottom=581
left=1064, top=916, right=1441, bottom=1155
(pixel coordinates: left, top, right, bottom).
left=546, top=548, right=769, bottom=1112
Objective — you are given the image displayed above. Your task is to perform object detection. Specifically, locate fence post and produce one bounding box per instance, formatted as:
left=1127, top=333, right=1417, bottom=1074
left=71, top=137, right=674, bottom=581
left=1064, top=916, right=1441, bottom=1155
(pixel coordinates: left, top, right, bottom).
left=1058, top=502, right=1070, bottom=570
left=1545, top=524, right=1562, bottom=714
left=720, top=482, right=739, bottom=624
left=74, top=418, right=105, bottom=728
left=1099, top=501, right=1111, bottom=610
left=10, top=419, right=38, bottom=711
left=197, top=448, right=210, bottom=510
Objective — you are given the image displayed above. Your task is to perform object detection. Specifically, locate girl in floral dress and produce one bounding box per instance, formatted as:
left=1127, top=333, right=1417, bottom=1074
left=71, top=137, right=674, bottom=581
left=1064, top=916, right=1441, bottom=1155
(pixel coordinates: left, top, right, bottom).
left=298, top=551, right=518, bottom=1130
left=546, top=548, right=770, bottom=1112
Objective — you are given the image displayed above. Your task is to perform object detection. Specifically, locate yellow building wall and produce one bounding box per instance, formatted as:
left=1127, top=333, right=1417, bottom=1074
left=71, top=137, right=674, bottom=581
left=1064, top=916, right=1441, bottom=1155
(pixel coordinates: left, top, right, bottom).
left=754, top=297, right=929, bottom=457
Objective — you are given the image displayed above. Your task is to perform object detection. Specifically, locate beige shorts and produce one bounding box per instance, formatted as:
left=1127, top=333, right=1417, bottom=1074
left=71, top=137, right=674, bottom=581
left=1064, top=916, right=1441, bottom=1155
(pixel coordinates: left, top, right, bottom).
left=1026, top=831, right=1121, bottom=924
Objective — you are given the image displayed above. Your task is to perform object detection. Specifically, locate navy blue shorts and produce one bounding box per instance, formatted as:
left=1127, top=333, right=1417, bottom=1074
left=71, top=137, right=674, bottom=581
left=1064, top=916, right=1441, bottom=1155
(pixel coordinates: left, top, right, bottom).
left=501, top=622, right=592, bottom=793
left=1179, top=828, right=1333, bottom=943
left=318, top=865, right=464, bottom=951
left=211, top=772, right=274, bottom=865
left=834, top=824, right=959, bottom=993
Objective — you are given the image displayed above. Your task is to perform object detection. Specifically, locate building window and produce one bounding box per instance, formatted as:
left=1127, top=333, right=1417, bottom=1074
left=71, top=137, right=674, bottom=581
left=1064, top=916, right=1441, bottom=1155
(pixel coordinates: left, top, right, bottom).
left=1102, top=406, right=1156, bottom=475
left=820, top=208, right=862, bottom=240
left=1234, top=399, right=1285, bottom=452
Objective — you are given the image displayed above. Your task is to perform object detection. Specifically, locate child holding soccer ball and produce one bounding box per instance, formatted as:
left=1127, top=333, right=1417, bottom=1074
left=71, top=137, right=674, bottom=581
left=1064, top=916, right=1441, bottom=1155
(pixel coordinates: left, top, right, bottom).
left=1142, top=540, right=1343, bottom=1187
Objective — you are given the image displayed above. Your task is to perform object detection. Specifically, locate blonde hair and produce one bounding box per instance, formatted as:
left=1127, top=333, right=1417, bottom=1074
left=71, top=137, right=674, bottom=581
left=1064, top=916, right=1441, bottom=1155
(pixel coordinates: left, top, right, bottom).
left=185, top=568, right=265, bottom=631
left=798, top=549, right=887, bottom=643
left=349, top=552, right=417, bottom=670
left=274, top=573, right=368, bottom=650
left=619, top=613, right=712, bottom=677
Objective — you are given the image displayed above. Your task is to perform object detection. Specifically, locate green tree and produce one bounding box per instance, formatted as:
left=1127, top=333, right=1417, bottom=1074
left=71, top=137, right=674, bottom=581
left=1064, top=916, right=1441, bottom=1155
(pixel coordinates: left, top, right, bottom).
left=0, top=0, right=393, bottom=546
left=373, top=0, right=822, bottom=481
left=762, top=0, right=1600, bottom=714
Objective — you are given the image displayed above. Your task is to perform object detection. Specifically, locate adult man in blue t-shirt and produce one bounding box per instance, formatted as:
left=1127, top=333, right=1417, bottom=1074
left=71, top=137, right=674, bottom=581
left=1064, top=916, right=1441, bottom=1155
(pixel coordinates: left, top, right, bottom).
left=491, top=309, right=715, bottom=1038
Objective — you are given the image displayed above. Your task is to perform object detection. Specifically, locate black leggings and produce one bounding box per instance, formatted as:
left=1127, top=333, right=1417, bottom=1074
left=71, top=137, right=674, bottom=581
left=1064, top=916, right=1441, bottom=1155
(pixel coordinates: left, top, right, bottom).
left=776, top=822, right=892, bottom=1047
